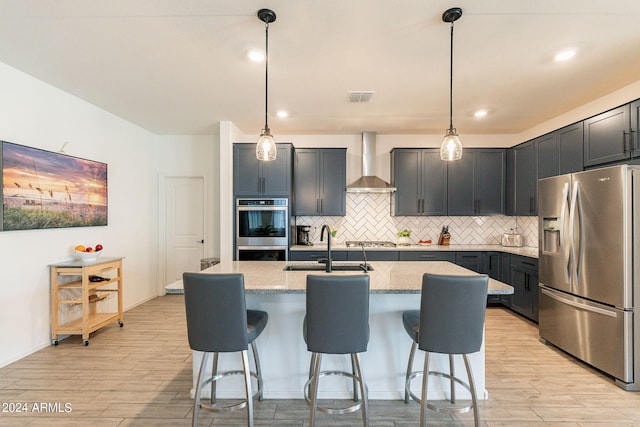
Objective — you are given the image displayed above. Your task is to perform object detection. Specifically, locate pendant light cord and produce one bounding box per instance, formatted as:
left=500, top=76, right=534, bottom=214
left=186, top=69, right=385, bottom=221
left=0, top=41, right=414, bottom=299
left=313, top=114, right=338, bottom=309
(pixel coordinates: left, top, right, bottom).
left=264, top=21, right=270, bottom=133
left=448, top=20, right=454, bottom=132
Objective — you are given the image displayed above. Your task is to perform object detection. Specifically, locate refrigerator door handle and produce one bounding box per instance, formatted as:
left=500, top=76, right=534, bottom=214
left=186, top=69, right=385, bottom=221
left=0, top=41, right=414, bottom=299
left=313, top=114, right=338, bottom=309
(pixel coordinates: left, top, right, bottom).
left=559, top=182, right=570, bottom=284
left=541, top=287, right=618, bottom=318
left=574, top=182, right=585, bottom=287
left=568, top=181, right=580, bottom=289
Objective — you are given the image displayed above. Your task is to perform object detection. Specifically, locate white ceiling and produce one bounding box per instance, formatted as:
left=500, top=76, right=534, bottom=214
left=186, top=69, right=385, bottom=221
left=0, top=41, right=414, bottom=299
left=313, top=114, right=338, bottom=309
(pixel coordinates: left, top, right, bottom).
left=0, top=1, right=639, bottom=136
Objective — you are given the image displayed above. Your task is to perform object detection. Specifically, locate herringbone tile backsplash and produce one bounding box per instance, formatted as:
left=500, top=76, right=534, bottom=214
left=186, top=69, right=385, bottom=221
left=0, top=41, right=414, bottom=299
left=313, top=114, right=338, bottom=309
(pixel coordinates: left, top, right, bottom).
left=296, top=193, right=538, bottom=247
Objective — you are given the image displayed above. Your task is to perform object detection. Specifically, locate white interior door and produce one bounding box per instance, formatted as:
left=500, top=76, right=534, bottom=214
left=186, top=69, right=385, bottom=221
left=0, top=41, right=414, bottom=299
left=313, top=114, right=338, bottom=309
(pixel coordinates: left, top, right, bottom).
left=166, top=177, right=205, bottom=284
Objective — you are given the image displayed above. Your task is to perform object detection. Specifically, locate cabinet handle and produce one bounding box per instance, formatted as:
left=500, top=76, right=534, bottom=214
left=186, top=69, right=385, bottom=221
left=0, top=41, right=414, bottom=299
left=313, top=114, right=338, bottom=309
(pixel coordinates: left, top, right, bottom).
left=417, top=199, right=421, bottom=213
left=623, top=130, right=630, bottom=154
left=320, top=198, right=323, bottom=213
left=316, top=199, right=320, bottom=213
left=262, top=177, right=266, bottom=193
left=421, top=199, right=425, bottom=213
left=529, top=197, right=535, bottom=213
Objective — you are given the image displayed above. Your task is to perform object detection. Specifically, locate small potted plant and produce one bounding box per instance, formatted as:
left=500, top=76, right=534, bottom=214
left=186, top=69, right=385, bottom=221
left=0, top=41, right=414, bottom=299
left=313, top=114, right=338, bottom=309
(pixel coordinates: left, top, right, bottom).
left=396, top=229, right=411, bottom=246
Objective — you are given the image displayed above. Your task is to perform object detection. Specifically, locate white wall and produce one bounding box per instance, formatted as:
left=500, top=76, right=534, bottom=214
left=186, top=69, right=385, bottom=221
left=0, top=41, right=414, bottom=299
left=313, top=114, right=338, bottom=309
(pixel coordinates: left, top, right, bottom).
left=156, top=134, right=219, bottom=291
left=0, top=62, right=159, bottom=367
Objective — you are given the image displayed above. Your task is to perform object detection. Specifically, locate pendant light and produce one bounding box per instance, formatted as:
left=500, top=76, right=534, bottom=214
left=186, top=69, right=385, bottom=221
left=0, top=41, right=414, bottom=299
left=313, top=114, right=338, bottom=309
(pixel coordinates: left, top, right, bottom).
left=440, top=7, right=463, bottom=161
left=256, top=8, right=277, bottom=161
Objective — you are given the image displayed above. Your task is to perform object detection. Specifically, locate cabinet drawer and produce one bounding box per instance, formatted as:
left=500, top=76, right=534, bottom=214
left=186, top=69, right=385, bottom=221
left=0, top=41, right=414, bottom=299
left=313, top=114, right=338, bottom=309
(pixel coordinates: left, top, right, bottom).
left=455, top=251, right=482, bottom=262
left=347, top=251, right=399, bottom=261
left=398, top=251, right=455, bottom=262
left=510, top=255, right=538, bottom=271
left=86, top=260, right=121, bottom=275
left=289, top=250, right=348, bottom=261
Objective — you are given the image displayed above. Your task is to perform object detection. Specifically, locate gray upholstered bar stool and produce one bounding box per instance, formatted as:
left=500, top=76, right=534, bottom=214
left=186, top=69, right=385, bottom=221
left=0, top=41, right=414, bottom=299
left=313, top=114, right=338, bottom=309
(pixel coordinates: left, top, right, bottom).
left=182, top=272, right=268, bottom=427
left=402, top=273, right=488, bottom=427
left=303, top=274, right=371, bottom=426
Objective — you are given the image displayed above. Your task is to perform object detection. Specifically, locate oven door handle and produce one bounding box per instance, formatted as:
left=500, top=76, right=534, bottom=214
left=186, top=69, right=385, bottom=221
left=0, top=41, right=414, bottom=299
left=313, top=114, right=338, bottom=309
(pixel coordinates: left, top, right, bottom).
left=237, top=206, right=289, bottom=211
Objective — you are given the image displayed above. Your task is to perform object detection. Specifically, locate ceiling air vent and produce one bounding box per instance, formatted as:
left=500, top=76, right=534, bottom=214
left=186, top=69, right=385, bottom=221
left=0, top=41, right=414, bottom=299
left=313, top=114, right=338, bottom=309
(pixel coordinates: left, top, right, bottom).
left=348, top=91, right=375, bottom=103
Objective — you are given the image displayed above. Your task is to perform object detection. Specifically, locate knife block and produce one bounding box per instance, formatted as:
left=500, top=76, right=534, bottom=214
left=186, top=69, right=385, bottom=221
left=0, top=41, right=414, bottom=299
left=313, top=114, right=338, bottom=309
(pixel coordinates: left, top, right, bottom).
left=438, top=232, right=451, bottom=246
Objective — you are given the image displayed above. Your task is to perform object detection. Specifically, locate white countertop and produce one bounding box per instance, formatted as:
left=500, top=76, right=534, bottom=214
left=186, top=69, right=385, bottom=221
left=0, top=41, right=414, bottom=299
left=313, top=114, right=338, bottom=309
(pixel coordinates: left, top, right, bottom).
left=177, top=260, right=513, bottom=295
left=290, top=243, right=539, bottom=258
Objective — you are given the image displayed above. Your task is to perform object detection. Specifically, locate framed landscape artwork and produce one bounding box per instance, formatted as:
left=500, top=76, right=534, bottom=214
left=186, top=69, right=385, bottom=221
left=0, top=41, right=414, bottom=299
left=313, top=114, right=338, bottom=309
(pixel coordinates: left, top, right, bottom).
left=1, top=140, right=108, bottom=231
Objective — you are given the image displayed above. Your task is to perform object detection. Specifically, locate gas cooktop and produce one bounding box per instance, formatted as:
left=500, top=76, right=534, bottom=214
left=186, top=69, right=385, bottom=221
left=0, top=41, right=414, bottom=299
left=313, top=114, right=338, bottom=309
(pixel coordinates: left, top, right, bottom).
left=345, top=240, right=397, bottom=248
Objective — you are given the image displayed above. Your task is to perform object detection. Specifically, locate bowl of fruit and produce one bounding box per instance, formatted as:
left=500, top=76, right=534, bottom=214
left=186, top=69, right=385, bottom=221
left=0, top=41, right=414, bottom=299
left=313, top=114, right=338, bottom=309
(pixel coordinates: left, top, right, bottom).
left=74, top=244, right=104, bottom=262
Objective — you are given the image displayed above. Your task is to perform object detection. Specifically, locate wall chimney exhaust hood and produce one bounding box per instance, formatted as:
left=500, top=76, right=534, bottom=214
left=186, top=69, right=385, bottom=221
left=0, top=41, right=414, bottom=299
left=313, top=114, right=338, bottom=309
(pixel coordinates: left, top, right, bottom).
left=346, top=132, right=396, bottom=193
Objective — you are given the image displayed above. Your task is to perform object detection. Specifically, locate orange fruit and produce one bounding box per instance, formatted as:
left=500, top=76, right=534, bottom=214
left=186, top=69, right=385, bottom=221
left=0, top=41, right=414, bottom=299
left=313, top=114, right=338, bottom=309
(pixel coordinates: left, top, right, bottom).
left=75, top=245, right=85, bottom=251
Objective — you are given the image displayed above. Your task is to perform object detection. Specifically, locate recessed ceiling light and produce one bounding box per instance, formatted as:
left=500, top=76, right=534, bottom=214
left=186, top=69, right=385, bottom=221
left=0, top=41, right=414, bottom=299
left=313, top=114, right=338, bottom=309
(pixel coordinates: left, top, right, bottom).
left=474, top=109, right=488, bottom=118
left=276, top=110, right=288, bottom=118
left=554, top=49, right=576, bottom=62
left=247, top=49, right=265, bottom=62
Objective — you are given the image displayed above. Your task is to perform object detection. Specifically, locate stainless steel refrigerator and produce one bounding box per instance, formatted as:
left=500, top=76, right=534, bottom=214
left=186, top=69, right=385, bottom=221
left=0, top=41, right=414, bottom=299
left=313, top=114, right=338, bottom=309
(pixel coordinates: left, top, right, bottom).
left=538, top=164, right=640, bottom=391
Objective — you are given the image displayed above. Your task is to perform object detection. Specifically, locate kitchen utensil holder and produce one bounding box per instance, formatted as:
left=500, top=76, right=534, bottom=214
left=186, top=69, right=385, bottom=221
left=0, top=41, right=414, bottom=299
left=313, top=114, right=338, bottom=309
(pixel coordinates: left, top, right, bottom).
left=438, top=232, right=451, bottom=246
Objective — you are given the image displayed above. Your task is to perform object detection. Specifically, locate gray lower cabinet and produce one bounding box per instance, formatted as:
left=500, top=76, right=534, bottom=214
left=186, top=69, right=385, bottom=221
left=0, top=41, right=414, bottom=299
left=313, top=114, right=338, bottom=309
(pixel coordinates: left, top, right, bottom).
left=347, top=251, right=399, bottom=261
left=234, top=143, right=292, bottom=197
left=455, top=251, right=482, bottom=273
left=293, top=148, right=346, bottom=216
left=506, top=255, right=538, bottom=322
left=391, top=149, right=447, bottom=216
left=447, top=150, right=505, bottom=215
left=398, top=251, right=455, bottom=262
left=288, top=250, right=347, bottom=261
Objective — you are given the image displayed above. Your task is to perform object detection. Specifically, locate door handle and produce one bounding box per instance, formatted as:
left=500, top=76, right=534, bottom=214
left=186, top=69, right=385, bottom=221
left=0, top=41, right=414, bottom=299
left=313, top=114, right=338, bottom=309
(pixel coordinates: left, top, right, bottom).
left=541, top=287, right=618, bottom=318
left=569, top=182, right=579, bottom=289
left=559, top=182, right=570, bottom=284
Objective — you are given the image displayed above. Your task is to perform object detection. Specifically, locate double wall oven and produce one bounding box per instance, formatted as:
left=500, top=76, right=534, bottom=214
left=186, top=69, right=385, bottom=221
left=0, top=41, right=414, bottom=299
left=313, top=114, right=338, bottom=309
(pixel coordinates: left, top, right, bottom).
left=235, top=198, right=288, bottom=261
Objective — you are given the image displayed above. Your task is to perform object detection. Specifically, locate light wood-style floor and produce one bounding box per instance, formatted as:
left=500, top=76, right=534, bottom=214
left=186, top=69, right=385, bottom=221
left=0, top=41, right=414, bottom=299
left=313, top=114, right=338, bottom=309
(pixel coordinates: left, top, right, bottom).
left=1, top=295, right=639, bottom=426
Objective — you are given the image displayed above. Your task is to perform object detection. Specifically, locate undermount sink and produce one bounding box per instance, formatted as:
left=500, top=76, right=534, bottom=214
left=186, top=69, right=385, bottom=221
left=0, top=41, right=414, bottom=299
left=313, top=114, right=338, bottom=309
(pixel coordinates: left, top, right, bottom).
left=283, top=263, right=374, bottom=272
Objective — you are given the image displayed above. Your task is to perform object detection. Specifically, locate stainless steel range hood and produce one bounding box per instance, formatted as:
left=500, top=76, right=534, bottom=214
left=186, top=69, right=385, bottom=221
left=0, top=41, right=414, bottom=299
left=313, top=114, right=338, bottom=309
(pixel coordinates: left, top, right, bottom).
left=346, top=132, right=396, bottom=193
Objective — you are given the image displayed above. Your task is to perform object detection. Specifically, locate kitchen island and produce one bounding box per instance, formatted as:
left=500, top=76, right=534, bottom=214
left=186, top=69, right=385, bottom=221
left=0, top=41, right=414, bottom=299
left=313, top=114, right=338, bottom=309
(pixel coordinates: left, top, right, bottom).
left=189, top=260, right=513, bottom=401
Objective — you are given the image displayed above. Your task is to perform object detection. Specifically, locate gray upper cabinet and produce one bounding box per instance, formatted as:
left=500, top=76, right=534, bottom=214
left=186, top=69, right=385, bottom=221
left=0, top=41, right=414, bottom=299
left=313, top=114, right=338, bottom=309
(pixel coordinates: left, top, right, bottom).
left=234, top=143, right=292, bottom=197
left=447, top=149, right=505, bottom=215
left=507, top=140, right=537, bottom=216
left=537, top=122, right=584, bottom=179
left=632, top=100, right=640, bottom=158
left=293, top=148, right=346, bottom=216
left=584, top=104, right=633, bottom=167
left=391, top=149, right=447, bottom=216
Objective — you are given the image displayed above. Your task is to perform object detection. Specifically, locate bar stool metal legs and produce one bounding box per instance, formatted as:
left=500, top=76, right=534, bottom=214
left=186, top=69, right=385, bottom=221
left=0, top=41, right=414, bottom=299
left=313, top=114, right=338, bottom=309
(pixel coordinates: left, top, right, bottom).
left=407, top=352, right=479, bottom=427
left=193, top=347, right=264, bottom=427
left=304, top=352, right=369, bottom=426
